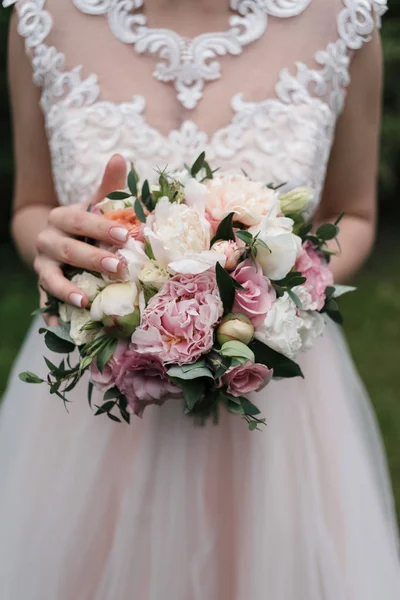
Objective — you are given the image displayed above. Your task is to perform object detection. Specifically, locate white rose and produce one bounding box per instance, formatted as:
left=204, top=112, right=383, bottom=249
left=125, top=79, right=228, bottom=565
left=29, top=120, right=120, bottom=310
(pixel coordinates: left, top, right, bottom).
left=204, top=175, right=280, bottom=228
left=71, top=272, right=106, bottom=302
left=90, top=282, right=138, bottom=321
left=255, top=293, right=303, bottom=359
left=69, top=308, right=98, bottom=346
left=139, top=260, right=169, bottom=290
left=249, top=210, right=302, bottom=281
left=144, top=196, right=225, bottom=274
left=297, top=310, right=326, bottom=351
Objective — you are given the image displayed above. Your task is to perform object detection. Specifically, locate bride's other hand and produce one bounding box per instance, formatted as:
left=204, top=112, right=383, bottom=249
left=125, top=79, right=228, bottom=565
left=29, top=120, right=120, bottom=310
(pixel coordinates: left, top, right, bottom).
left=33, top=154, right=128, bottom=312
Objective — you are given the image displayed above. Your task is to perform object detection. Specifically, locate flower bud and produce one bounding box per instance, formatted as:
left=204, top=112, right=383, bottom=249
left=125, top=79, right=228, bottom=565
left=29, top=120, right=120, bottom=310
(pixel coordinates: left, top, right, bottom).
left=90, top=282, right=138, bottom=322
left=216, top=313, right=254, bottom=346
left=279, top=187, right=313, bottom=215
left=211, top=239, right=241, bottom=271
left=139, top=260, right=169, bottom=291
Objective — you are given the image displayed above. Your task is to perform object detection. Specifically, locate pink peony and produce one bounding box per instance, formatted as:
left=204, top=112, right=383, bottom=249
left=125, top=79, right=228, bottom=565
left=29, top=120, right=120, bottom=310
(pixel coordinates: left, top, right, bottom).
left=115, top=350, right=179, bottom=417
left=131, top=270, right=223, bottom=364
left=210, top=239, right=242, bottom=271
left=232, top=260, right=276, bottom=327
left=222, top=361, right=273, bottom=397
left=295, top=241, right=334, bottom=311
left=90, top=340, right=128, bottom=392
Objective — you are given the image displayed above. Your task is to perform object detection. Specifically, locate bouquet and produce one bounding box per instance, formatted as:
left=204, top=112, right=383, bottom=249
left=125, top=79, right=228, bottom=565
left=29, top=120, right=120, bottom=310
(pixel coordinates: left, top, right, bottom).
left=20, top=153, right=353, bottom=430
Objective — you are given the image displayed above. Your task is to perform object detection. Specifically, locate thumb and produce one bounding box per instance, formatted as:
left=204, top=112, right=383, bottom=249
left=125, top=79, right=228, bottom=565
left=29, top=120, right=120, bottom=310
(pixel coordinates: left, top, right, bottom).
left=90, top=154, right=128, bottom=206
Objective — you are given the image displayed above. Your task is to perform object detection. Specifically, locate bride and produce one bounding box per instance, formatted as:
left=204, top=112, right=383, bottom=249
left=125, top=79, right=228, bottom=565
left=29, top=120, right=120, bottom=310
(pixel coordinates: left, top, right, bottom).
left=0, top=0, right=399, bottom=598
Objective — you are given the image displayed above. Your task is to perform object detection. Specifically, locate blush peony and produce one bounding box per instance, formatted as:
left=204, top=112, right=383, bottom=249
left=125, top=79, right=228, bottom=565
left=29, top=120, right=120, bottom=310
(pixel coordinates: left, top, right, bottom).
left=131, top=270, right=223, bottom=364
left=115, top=350, right=180, bottom=417
left=90, top=341, right=128, bottom=392
left=295, top=241, right=334, bottom=311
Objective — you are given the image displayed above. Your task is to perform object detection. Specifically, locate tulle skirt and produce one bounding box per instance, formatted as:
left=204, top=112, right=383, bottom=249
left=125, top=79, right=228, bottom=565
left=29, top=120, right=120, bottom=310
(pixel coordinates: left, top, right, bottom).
left=0, top=317, right=399, bottom=600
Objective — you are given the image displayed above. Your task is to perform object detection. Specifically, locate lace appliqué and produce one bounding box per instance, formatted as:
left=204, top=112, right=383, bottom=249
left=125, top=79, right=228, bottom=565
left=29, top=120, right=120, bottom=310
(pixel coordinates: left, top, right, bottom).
left=72, top=0, right=312, bottom=109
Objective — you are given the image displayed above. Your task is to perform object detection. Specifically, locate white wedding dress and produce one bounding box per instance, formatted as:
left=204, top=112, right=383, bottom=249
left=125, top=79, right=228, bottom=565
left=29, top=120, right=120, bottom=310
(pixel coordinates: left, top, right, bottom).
left=1, top=1, right=399, bottom=598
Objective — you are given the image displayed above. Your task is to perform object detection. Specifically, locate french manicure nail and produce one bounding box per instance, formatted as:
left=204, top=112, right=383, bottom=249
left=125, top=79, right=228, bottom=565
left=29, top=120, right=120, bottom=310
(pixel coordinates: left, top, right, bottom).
left=110, top=226, right=129, bottom=242
left=101, top=257, right=120, bottom=273
left=69, top=293, right=84, bottom=308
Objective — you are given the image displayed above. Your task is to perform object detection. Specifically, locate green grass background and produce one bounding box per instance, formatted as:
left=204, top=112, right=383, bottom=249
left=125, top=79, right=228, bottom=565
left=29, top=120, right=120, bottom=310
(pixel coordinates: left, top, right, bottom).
left=1, top=233, right=399, bottom=517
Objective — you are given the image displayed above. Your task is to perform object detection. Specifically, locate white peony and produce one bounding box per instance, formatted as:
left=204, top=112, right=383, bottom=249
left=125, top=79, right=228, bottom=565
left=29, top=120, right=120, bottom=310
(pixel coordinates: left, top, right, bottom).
left=297, top=310, right=326, bottom=351
left=101, top=238, right=148, bottom=285
left=90, top=282, right=138, bottom=321
left=139, top=260, right=169, bottom=290
left=249, top=209, right=302, bottom=281
left=144, top=196, right=225, bottom=274
left=184, top=178, right=208, bottom=214
left=255, top=293, right=303, bottom=359
left=204, top=174, right=280, bottom=228
left=292, top=284, right=316, bottom=311
left=71, top=272, right=106, bottom=302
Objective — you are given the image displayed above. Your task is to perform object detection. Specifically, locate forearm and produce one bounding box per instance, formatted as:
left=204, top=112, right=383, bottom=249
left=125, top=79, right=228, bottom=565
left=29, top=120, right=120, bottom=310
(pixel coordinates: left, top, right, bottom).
left=317, top=214, right=375, bottom=284
left=12, top=204, right=53, bottom=267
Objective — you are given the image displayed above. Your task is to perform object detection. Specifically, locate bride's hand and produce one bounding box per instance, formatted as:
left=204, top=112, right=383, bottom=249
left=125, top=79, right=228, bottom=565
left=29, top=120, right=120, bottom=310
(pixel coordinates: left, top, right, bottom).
left=34, top=155, right=128, bottom=322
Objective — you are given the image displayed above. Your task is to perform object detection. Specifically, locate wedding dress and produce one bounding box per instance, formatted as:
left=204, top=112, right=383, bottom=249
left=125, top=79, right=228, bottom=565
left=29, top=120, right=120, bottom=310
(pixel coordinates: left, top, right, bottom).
left=0, top=1, right=399, bottom=598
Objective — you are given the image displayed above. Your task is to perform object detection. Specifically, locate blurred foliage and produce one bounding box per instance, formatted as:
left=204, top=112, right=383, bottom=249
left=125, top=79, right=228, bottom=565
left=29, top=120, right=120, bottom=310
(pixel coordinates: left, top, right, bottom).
left=0, top=8, right=398, bottom=240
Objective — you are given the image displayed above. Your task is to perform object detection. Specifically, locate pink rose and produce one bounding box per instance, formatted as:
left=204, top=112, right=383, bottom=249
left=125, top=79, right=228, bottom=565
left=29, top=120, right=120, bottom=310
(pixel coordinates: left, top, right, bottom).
left=115, top=350, right=179, bottom=417
left=90, top=340, right=128, bottom=392
left=232, top=260, right=276, bottom=327
left=222, top=361, right=273, bottom=397
left=210, top=239, right=242, bottom=271
left=131, top=270, right=223, bottom=364
left=295, top=241, right=334, bottom=311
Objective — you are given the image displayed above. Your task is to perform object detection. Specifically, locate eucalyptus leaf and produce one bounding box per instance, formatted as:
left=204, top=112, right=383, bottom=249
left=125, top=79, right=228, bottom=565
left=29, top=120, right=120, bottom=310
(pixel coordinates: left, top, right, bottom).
left=134, top=198, right=147, bottom=223
left=215, top=262, right=235, bottom=314
left=43, top=331, right=76, bottom=354
left=287, top=289, right=302, bottom=309
left=248, top=421, right=258, bottom=431
left=332, top=285, right=356, bottom=298
left=106, top=191, right=132, bottom=200
left=211, top=212, right=235, bottom=245
left=220, top=340, right=255, bottom=363
left=19, top=372, right=44, bottom=384
left=167, top=365, right=214, bottom=381
left=39, top=325, right=74, bottom=345
left=316, top=223, right=339, bottom=241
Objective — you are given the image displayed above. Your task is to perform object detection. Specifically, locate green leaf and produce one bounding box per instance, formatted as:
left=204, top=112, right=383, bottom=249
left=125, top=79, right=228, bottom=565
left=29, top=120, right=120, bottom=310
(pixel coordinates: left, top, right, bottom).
left=190, top=151, right=206, bottom=177
left=107, top=413, right=122, bottom=423
left=249, top=339, right=304, bottom=379
left=94, top=400, right=116, bottom=415
left=104, top=386, right=122, bottom=400
left=287, top=289, right=302, bottom=309
left=144, top=241, right=155, bottom=260
left=43, top=331, right=75, bottom=354
left=298, top=223, right=313, bottom=240
left=235, top=230, right=253, bottom=244
left=39, top=325, right=74, bottom=345
left=316, top=223, right=339, bottom=241
left=19, top=371, right=44, bottom=384
left=211, top=355, right=232, bottom=379
left=167, top=365, right=214, bottom=381
left=226, top=401, right=245, bottom=415
left=141, top=179, right=152, bottom=208
left=215, top=262, right=235, bottom=314
left=248, top=421, right=258, bottom=431
left=168, top=377, right=206, bottom=411
left=106, top=191, right=132, bottom=200
left=96, top=338, right=117, bottom=373
left=127, top=168, right=138, bottom=197
left=334, top=211, right=345, bottom=226
left=211, top=212, right=235, bottom=245
left=240, top=398, right=261, bottom=416
left=44, top=357, right=63, bottom=375
left=134, top=198, right=147, bottom=223
left=220, top=341, right=255, bottom=363
left=332, top=285, right=356, bottom=298
left=79, top=356, right=93, bottom=371
left=88, top=382, right=94, bottom=409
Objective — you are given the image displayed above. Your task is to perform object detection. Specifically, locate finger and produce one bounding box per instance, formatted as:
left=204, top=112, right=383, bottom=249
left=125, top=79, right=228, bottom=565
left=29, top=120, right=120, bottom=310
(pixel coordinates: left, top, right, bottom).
left=89, top=154, right=127, bottom=206
left=34, top=256, right=89, bottom=308
left=39, top=286, right=59, bottom=326
left=48, top=207, right=129, bottom=245
left=36, top=230, right=122, bottom=275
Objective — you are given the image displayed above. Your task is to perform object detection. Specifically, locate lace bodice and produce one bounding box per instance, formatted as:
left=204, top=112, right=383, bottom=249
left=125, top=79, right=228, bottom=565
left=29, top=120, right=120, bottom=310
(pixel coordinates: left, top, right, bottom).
left=4, top=0, right=386, bottom=217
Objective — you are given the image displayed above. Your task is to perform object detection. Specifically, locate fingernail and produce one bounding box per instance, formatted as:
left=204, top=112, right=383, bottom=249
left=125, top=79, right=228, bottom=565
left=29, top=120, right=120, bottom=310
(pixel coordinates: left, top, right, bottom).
left=110, top=226, right=129, bottom=242
left=69, top=293, right=84, bottom=308
left=101, top=257, right=120, bottom=273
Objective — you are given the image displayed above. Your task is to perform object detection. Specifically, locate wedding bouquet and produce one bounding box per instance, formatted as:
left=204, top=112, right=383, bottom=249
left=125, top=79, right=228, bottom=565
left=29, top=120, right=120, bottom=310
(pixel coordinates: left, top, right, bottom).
left=20, top=153, right=352, bottom=429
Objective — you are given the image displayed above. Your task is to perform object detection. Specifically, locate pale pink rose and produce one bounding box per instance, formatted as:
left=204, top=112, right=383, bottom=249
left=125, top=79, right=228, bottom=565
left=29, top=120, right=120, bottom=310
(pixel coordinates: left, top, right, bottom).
left=90, top=340, right=128, bottom=392
left=204, top=175, right=280, bottom=231
left=295, top=241, right=334, bottom=311
left=115, top=350, right=179, bottom=417
left=232, top=260, right=276, bottom=327
left=210, top=239, right=242, bottom=271
left=222, top=361, right=273, bottom=397
left=131, top=270, right=223, bottom=364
